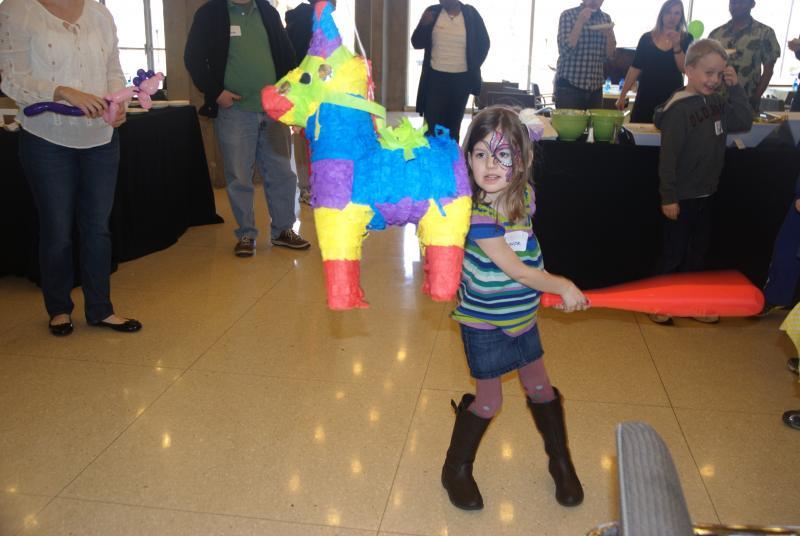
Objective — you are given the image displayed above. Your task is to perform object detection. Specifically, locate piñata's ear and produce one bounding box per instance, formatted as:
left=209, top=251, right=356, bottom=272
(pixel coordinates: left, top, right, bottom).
left=308, top=1, right=342, bottom=59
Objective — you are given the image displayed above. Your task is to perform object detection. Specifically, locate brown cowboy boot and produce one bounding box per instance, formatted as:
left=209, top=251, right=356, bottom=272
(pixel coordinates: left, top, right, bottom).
left=441, top=393, right=492, bottom=510
left=527, top=387, right=584, bottom=506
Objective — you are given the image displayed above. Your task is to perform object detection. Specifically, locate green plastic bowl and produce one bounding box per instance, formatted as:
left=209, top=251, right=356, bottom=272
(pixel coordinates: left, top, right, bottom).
left=551, top=109, right=589, bottom=141
left=589, top=109, right=624, bottom=142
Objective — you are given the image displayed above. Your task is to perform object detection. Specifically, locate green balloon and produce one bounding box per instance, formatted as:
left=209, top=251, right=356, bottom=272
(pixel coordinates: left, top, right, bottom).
left=688, top=20, right=704, bottom=39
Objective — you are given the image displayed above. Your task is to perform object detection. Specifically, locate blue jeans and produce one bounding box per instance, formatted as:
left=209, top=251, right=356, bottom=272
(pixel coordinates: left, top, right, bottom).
left=554, top=79, right=603, bottom=110
left=655, top=197, right=713, bottom=275
left=19, top=129, right=119, bottom=323
left=764, top=202, right=800, bottom=306
left=215, top=106, right=298, bottom=240
left=459, top=323, right=544, bottom=379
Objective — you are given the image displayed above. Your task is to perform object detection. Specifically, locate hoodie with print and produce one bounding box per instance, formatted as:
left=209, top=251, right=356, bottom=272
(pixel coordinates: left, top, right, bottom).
left=653, top=84, right=752, bottom=205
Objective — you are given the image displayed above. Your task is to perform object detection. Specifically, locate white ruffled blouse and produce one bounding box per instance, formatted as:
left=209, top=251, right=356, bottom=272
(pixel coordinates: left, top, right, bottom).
left=0, top=0, right=125, bottom=148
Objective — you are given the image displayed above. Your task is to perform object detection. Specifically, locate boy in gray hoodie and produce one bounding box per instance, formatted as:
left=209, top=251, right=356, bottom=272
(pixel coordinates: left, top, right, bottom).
left=650, top=39, right=753, bottom=324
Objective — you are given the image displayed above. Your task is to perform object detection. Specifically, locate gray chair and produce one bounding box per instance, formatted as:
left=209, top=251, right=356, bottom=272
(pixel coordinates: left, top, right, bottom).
left=586, top=422, right=799, bottom=536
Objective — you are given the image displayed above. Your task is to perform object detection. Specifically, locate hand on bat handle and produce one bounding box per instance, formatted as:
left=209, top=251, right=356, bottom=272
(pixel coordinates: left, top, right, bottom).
left=541, top=291, right=590, bottom=312
left=548, top=278, right=590, bottom=313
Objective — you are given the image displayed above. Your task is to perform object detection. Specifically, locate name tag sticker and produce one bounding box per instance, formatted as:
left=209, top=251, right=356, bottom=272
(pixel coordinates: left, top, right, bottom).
left=230, top=25, right=242, bottom=37
left=714, top=120, right=723, bottom=136
left=504, top=230, right=528, bottom=252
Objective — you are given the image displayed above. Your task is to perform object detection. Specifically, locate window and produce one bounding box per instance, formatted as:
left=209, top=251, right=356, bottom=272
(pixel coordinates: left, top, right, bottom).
left=270, top=0, right=356, bottom=54
left=99, top=0, right=165, bottom=84
left=406, top=0, right=800, bottom=108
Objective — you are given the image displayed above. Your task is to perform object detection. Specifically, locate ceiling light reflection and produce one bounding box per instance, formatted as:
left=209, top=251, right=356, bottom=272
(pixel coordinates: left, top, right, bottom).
left=335, top=391, right=345, bottom=400
left=700, top=464, right=715, bottom=477
left=396, top=349, right=407, bottom=362
left=351, top=459, right=363, bottom=474
left=161, top=433, right=171, bottom=449
left=499, top=502, right=514, bottom=523
left=352, top=361, right=363, bottom=377
left=326, top=509, right=341, bottom=526
left=288, top=474, right=300, bottom=492
left=369, top=408, right=380, bottom=422
left=501, top=443, right=513, bottom=460
left=601, top=455, right=614, bottom=471
left=314, top=425, right=326, bottom=443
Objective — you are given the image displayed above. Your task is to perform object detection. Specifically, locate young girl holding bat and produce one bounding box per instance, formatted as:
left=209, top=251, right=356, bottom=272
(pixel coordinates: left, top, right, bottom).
left=441, top=106, right=588, bottom=511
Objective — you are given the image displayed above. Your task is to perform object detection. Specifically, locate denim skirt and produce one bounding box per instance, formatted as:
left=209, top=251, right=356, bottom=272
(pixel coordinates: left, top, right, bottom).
left=459, top=323, right=544, bottom=379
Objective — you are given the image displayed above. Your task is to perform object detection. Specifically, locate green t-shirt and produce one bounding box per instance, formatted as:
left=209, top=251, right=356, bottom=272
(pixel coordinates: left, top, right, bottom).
left=224, top=0, right=277, bottom=112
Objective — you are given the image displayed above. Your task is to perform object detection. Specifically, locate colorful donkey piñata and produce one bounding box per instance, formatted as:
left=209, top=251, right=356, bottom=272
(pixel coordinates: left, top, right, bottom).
left=262, top=1, right=471, bottom=310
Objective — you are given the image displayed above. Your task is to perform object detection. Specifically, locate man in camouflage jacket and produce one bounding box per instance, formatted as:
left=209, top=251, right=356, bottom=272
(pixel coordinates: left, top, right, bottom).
left=709, top=0, right=780, bottom=112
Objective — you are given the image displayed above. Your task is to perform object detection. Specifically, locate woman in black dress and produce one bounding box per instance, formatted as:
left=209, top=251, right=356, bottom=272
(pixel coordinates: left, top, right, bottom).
left=616, top=0, right=692, bottom=123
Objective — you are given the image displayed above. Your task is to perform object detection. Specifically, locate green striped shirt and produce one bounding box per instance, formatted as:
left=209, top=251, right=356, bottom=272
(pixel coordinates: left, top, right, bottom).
left=452, top=186, right=544, bottom=336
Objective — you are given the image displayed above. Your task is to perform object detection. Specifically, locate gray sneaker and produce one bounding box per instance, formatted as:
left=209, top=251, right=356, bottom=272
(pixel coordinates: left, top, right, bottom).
left=234, top=237, right=256, bottom=257
left=299, top=187, right=312, bottom=205
left=648, top=313, right=673, bottom=325
left=271, top=229, right=310, bottom=250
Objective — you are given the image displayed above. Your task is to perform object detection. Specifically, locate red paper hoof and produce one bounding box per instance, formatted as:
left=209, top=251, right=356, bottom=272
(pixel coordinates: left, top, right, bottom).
left=324, top=260, right=369, bottom=310
left=422, top=246, right=464, bottom=301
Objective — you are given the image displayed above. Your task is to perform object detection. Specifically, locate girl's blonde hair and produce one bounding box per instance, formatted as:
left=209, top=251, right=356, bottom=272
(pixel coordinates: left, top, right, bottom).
left=653, top=0, right=687, bottom=34
left=685, top=38, right=728, bottom=67
left=462, top=106, right=534, bottom=223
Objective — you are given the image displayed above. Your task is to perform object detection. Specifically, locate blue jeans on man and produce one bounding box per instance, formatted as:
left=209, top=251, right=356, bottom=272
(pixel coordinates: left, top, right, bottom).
left=215, top=105, right=299, bottom=241
left=764, top=201, right=800, bottom=307
left=19, top=129, right=119, bottom=323
left=554, top=79, right=603, bottom=111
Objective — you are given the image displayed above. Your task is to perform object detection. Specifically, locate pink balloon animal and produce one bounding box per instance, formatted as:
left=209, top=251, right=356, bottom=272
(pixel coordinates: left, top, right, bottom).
left=24, top=68, right=165, bottom=125
left=102, top=69, right=165, bottom=124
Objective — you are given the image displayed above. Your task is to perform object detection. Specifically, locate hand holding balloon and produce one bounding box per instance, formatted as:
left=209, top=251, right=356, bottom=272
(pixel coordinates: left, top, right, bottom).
left=24, top=68, right=164, bottom=126
left=55, top=86, right=108, bottom=118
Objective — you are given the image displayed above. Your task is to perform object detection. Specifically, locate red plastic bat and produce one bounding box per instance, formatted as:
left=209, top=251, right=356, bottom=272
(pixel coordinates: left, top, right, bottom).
left=541, top=271, right=764, bottom=317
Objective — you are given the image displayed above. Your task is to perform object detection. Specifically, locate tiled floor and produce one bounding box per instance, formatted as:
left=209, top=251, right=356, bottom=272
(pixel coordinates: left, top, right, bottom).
left=1, top=188, right=798, bottom=536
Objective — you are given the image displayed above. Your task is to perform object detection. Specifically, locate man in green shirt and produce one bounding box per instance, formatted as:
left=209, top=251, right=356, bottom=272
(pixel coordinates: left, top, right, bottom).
left=185, top=0, right=310, bottom=257
left=709, top=0, right=780, bottom=112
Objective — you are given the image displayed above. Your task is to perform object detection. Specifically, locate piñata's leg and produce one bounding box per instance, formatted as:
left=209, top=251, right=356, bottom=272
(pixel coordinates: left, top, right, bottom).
left=417, top=197, right=472, bottom=301
left=314, top=204, right=374, bottom=310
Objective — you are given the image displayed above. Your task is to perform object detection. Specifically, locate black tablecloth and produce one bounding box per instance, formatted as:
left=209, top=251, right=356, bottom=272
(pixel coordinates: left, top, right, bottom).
left=532, top=140, right=800, bottom=290
left=1, top=106, right=223, bottom=280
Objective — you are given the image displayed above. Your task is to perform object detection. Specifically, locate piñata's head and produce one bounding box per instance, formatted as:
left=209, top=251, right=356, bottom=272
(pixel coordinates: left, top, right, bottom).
left=262, top=1, right=369, bottom=127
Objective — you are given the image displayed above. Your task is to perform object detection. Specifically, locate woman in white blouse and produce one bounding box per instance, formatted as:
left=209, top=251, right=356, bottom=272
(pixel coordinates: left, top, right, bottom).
left=0, top=0, right=142, bottom=336
left=411, top=0, right=490, bottom=142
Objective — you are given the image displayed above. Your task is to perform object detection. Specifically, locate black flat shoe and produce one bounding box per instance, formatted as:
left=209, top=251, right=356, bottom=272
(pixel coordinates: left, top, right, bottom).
left=91, top=318, right=142, bottom=333
left=49, top=320, right=74, bottom=337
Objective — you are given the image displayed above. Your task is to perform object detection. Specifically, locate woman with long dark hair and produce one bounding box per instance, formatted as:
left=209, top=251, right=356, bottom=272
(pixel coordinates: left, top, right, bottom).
left=616, top=0, right=693, bottom=123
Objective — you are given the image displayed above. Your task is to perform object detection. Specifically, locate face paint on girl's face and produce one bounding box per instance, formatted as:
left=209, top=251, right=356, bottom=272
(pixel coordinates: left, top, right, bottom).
left=479, top=130, right=515, bottom=180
